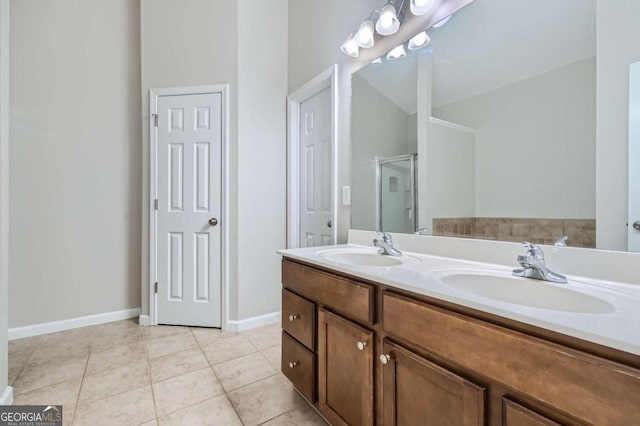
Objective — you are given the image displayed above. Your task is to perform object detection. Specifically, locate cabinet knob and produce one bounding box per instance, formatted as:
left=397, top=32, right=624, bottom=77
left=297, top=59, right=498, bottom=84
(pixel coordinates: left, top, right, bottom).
left=357, top=341, right=367, bottom=351
left=380, top=354, right=392, bottom=365
left=288, top=361, right=298, bottom=369
left=288, top=314, right=299, bottom=322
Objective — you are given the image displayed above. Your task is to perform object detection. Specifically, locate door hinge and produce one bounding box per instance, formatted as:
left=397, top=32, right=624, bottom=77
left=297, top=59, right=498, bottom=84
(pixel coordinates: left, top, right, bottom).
left=154, top=282, right=158, bottom=294
left=154, top=199, right=158, bottom=210
left=153, top=113, right=158, bottom=127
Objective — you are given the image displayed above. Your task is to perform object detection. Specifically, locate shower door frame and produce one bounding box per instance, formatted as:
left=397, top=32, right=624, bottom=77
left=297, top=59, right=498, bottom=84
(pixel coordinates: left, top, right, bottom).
left=375, top=154, right=418, bottom=233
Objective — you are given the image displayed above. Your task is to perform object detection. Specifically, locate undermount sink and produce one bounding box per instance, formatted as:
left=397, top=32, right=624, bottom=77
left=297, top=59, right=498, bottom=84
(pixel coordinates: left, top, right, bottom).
left=317, top=248, right=413, bottom=267
left=438, top=271, right=615, bottom=314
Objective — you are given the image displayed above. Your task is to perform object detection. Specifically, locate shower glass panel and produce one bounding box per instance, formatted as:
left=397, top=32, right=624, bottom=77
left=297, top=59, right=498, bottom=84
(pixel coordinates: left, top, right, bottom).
left=378, top=154, right=417, bottom=233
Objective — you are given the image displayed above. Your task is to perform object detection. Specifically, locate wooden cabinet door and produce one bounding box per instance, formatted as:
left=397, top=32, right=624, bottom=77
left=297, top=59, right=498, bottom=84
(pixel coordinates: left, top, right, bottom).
left=503, top=399, right=562, bottom=426
left=318, top=308, right=374, bottom=426
left=380, top=339, right=486, bottom=426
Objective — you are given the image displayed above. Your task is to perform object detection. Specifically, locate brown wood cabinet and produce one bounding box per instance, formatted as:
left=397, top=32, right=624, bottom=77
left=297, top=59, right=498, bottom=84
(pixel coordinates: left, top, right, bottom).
left=318, top=308, right=374, bottom=426
left=280, top=258, right=640, bottom=426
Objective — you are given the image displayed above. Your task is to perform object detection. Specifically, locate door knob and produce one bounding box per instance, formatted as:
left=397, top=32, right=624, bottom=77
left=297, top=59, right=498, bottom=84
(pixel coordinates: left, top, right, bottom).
left=288, top=314, right=299, bottom=322
left=327, top=220, right=332, bottom=228
left=634, top=221, right=640, bottom=231
left=379, top=354, right=392, bottom=365
left=208, top=218, right=218, bottom=226
left=288, top=361, right=298, bottom=369
left=357, top=341, right=367, bottom=351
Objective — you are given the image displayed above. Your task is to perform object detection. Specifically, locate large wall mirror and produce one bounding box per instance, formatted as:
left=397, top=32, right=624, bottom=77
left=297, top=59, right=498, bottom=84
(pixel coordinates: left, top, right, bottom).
left=351, top=0, right=638, bottom=252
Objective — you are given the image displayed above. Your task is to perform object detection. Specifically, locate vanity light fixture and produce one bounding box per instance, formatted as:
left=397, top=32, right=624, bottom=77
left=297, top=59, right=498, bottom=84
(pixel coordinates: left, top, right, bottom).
left=410, top=0, right=435, bottom=16
left=386, top=44, right=407, bottom=60
left=356, top=14, right=376, bottom=48
left=376, top=1, right=401, bottom=36
left=432, top=15, right=451, bottom=28
left=340, top=32, right=360, bottom=58
left=408, top=31, right=430, bottom=50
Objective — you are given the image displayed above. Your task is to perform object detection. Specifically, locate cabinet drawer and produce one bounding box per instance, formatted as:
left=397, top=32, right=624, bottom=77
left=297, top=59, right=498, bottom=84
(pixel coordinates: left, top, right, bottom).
left=382, top=291, right=640, bottom=425
left=503, top=399, right=561, bottom=426
left=282, top=289, right=315, bottom=350
left=282, top=331, right=316, bottom=403
left=282, top=259, right=375, bottom=325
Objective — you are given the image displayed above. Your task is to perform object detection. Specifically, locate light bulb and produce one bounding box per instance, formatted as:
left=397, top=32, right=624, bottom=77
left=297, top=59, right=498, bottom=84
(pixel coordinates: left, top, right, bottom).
left=356, top=19, right=375, bottom=48
left=376, top=3, right=400, bottom=36
left=410, top=0, right=435, bottom=16
left=340, top=33, right=360, bottom=57
left=386, top=44, right=406, bottom=60
left=408, top=31, right=430, bottom=50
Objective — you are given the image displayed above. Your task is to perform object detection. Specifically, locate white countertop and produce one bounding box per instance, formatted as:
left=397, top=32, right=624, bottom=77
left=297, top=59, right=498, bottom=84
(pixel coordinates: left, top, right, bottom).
left=278, top=244, right=640, bottom=357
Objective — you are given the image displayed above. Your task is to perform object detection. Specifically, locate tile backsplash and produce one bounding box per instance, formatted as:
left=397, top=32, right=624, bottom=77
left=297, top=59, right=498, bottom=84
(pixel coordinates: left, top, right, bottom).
left=432, top=217, right=596, bottom=248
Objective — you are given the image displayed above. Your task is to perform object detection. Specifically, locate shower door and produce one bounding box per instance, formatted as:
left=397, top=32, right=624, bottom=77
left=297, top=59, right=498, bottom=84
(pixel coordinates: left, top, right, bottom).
left=377, top=154, right=418, bottom=233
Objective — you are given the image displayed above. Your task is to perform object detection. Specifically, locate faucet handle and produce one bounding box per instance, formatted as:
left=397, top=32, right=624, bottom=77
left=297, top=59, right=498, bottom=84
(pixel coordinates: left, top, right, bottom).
left=553, top=235, right=568, bottom=247
left=377, top=231, right=392, bottom=244
left=521, top=241, right=544, bottom=260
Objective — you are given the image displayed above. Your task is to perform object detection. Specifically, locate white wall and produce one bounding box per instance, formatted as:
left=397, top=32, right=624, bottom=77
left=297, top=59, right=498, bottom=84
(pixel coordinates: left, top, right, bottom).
left=424, top=121, right=475, bottom=227
left=596, top=0, right=640, bottom=250
left=10, top=0, right=141, bottom=327
left=0, top=0, right=10, bottom=400
left=237, top=0, right=288, bottom=320
left=434, top=57, right=596, bottom=219
left=351, top=74, right=411, bottom=231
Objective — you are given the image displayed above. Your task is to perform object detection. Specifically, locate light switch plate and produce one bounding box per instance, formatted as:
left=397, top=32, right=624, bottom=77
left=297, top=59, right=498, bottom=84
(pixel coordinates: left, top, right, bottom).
left=342, top=186, right=351, bottom=206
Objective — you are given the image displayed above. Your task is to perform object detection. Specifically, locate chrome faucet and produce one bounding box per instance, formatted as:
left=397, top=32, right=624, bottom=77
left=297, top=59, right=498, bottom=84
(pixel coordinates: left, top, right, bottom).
left=513, top=242, right=567, bottom=283
left=373, top=232, right=402, bottom=257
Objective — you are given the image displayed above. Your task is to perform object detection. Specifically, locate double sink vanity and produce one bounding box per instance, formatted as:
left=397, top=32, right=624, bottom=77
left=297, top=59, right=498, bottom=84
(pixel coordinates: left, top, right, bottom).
left=278, top=232, right=640, bottom=425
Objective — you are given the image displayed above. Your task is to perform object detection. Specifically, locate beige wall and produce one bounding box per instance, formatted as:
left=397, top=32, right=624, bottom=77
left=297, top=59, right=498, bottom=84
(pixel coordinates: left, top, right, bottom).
left=1, top=0, right=9, bottom=396
left=435, top=57, right=596, bottom=219
left=596, top=0, right=640, bottom=250
left=237, top=0, right=288, bottom=319
left=9, top=0, right=141, bottom=327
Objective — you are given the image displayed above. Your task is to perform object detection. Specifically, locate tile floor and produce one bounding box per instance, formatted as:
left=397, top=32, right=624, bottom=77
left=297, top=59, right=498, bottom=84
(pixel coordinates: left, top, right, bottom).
left=8, top=320, right=327, bottom=426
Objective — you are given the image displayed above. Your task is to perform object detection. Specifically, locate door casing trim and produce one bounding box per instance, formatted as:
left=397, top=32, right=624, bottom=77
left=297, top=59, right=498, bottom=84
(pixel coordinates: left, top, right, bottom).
left=149, top=85, right=229, bottom=329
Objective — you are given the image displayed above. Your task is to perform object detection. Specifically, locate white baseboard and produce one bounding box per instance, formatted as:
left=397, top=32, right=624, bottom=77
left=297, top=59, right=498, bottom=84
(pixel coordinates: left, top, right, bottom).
left=226, top=311, right=280, bottom=332
left=138, top=315, right=150, bottom=326
left=0, top=386, right=13, bottom=405
left=8, top=308, right=141, bottom=340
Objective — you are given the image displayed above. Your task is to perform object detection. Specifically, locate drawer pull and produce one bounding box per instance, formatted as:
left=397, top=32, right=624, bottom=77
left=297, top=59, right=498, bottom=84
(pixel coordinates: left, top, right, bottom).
left=288, top=361, right=299, bottom=369
left=380, top=353, right=392, bottom=365
left=357, top=341, right=367, bottom=351
left=288, top=314, right=299, bottom=322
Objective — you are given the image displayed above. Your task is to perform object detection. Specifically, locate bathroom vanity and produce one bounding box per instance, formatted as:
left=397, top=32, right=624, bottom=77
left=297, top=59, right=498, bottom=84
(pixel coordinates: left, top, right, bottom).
left=279, top=243, right=640, bottom=426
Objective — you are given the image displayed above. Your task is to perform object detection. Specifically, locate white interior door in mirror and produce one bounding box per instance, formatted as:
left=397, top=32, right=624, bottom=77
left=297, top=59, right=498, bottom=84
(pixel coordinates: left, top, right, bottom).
left=157, top=93, right=222, bottom=327
left=300, top=88, right=333, bottom=247
left=629, top=62, right=640, bottom=252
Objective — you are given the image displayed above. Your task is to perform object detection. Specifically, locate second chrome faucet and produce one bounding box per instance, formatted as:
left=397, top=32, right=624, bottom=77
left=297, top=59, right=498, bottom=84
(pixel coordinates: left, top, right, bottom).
left=374, top=232, right=402, bottom=257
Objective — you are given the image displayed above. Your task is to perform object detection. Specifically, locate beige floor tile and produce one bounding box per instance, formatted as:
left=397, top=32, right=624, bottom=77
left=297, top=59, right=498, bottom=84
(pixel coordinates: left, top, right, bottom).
left=201, top=334, right=256, bottom=365
left=85, top=341, right=146, bottom=375
left=213, top=352, right=277, bottom=392
left=27, top=340, right=91, bottom=367
left=139, top=420, right=158, bottom=426
left=242, top=323, right=282, bottom=351
left=74, top=385, right=155, bottom=426
left=12, top=379, right=81, bottom=426
left=228, top=374, right=305, bottom=426
left=145, top=332, right=197, bottom=359
left=143, top=325, right=190, bottom=341
left=190, top=327, right=227, bottom=346
left=8, top=350, right=31, bottom=377
left=157, top=394, right=242, bottom=426
left=90, top=318, right=140, bottom=335
left=91, top=327, right=143, bottom=352
left=78, top=359, right=149, bottom=404
left=13, top=355, right=87, bottom=395
left=152, top=368, right=224, bottom=417
left=38, top=327, right=94, bottom=347
left=263, top=406, right=328, bottom=425
left=261, top=345, right=282, bottom=370
left=9, top=336, right=41, bottom=355
left=149, top=347, right=209, bottom=383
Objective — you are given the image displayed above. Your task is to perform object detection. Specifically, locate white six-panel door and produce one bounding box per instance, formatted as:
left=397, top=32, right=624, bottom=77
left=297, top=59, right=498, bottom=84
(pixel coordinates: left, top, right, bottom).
left=156, top=93, right=222, bottom=327
left=300, top=88, right=333, bottom=247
